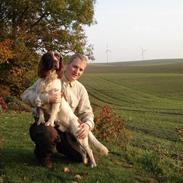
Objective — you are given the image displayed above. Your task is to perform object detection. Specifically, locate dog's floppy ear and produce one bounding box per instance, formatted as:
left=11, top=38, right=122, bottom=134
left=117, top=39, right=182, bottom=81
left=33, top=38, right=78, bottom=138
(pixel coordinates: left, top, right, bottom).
left=55, top=53, right=64, bottom=79
left=38, top=52, right=53, bottom=78
left=38, top=52, right=48, bottom=78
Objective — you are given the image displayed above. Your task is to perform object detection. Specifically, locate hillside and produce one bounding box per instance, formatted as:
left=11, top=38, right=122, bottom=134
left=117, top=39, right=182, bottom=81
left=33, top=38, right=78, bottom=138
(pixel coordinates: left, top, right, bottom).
left=86, top=58, right=183, bottom=73
left=1, top=58, right=183, bottom=182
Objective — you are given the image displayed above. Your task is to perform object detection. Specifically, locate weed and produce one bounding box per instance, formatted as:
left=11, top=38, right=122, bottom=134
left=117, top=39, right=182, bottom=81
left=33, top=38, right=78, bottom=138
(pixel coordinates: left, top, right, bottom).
left=176, top=127, right=183, bottom=142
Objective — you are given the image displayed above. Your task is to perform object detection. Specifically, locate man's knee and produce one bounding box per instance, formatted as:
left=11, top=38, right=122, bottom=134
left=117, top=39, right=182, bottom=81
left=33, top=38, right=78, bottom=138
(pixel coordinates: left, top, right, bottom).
left=56, top=132, right=82, bottom=162
left=29, top=123, right=59, bottom=144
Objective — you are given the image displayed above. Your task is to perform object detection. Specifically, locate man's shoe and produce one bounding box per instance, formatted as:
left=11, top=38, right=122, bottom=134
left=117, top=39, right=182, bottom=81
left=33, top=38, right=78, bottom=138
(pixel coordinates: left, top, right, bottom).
left=39, top=157, right=53, bottom=169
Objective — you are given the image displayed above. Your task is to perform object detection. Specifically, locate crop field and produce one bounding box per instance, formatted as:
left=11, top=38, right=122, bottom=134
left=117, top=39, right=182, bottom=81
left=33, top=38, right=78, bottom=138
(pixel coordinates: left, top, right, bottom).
left=1, top=59, right=183, bottom=182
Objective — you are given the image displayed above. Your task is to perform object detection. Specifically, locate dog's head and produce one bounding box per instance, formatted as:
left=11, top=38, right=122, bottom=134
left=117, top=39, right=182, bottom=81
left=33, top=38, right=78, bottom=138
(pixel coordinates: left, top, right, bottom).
left=38, top=51, right=63, bottom=78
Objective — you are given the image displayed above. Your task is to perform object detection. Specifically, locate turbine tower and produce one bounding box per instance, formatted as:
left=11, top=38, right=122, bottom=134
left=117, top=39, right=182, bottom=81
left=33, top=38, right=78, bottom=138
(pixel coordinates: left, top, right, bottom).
left=141, top=48, right=147, bottom=60
left=106, top=44, right=111, bottom=64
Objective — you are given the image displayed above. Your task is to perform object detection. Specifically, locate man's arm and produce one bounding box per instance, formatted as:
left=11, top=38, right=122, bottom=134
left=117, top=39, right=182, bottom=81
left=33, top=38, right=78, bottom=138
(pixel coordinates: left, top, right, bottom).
left=76, top=86, right=94, bottom=131
left=21, top=79, right=49, bottom=107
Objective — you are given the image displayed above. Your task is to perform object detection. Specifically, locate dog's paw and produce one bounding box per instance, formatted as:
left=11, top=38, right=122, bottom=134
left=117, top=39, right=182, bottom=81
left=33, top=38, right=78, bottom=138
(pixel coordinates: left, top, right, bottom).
left=37, top=120, right=45, bottom=125
left=90, top=163, right=97, bottom=168
left=83, top=157, right=88, bottom=165
left=35, top=98, right=42, bottom=107
left=45, top=121, right=55, bottom=127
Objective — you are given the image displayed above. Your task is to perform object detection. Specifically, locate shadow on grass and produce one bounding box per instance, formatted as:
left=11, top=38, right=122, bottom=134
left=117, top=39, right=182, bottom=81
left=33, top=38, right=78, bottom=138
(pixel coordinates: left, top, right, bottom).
left=1, top=147, right=83, bottom=168
left=1, top=148, right=81, bottom=182
left=1, top=148, right=37, bottom=167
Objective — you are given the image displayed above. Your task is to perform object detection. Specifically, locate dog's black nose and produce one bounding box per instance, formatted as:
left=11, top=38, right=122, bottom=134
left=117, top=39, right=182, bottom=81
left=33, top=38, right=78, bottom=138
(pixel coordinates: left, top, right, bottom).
left=53, top=62, right=60, bottom=70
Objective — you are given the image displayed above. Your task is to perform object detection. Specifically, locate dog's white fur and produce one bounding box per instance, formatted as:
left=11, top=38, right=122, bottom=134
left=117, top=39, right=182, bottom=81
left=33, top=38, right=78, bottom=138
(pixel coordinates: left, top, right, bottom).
left=35, top=71, right=108, bottom=167
left=35, top=71, right=61, bottom=127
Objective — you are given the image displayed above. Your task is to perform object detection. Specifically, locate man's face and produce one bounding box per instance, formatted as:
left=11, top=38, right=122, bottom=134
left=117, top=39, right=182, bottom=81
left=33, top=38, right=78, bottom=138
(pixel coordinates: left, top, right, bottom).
left=65, top=58, right=86, bottom=82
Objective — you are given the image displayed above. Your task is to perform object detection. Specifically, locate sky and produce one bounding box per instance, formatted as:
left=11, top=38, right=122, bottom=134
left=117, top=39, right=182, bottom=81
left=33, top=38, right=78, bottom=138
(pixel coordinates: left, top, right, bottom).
left=85, top=0, right=183, bottom=63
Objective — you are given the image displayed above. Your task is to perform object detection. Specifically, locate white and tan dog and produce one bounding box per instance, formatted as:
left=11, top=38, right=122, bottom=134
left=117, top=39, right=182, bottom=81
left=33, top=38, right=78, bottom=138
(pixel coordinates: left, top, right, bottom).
left=35, top=51, right=63, bottom=127
left=35, top=51, right=108, bottom=167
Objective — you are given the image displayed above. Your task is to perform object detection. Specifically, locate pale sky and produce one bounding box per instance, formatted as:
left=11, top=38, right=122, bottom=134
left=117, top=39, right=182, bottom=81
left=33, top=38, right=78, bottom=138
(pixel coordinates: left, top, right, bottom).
left=85, top=0, right=183, bottom=63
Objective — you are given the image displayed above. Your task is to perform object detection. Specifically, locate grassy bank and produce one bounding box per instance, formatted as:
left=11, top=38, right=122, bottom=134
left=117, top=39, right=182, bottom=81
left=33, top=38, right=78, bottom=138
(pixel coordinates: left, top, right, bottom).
left=1, top=59, right=183, bottom=182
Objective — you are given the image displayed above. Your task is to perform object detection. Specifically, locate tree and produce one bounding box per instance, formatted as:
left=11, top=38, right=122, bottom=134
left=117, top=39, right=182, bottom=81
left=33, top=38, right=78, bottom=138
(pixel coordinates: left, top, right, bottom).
left=0, top=0, right=96, bottom=96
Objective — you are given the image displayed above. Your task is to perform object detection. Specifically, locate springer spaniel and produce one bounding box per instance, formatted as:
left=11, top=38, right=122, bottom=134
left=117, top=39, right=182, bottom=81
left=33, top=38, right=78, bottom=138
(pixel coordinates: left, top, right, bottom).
left=35, top=51, right=63, bottom=126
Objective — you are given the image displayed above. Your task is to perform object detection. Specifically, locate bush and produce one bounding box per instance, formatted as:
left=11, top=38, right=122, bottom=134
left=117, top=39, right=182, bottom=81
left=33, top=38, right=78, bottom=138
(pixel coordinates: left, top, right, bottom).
left=0, top=45, right=39, bottom=97
left=94, top=105, right=131, bottom=149
left=4, top=96, right=31, bottom=112
left=0, top=96, right=8, bottom=112
left=0, top=85, right=11, bottom=97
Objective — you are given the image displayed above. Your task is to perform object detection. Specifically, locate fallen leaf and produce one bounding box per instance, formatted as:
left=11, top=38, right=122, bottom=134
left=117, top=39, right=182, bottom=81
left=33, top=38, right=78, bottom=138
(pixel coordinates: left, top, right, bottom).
left=64, top=167, right=71, bottom=173
left=74, top=174, right=82, bottom=180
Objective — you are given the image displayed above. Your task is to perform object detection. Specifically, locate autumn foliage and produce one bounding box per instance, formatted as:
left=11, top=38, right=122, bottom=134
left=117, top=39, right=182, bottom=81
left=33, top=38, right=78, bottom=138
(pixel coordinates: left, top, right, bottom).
left=0, top=38, right=39, bottom=96
left=0, top=39, right=14, bottom=63
left=94, top=105, right=131, bottom=149
left=0, top=97, right=8, bottom=112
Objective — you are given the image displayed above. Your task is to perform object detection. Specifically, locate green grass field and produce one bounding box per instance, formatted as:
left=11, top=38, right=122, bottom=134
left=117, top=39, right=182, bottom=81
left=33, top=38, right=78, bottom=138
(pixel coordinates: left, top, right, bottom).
left=1, top=59, right=183, bottom=182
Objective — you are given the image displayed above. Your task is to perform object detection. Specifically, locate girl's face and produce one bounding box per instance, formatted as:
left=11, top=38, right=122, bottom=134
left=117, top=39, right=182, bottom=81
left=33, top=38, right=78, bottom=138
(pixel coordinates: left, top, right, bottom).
left=65, top=58, right=86, bottom=82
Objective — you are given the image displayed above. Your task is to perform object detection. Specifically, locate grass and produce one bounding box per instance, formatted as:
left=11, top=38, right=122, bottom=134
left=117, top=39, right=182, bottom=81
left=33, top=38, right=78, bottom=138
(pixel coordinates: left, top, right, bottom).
left=0, top=112, right=160, bottom=183
left=1, top=59, right=183, bottom=182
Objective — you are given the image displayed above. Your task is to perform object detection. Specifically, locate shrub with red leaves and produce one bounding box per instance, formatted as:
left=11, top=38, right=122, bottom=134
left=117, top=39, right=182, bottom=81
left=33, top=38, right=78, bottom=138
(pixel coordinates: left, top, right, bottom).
left=0, top=96, right=8, bottom=112
left=94, top=105, right=131, bottom=149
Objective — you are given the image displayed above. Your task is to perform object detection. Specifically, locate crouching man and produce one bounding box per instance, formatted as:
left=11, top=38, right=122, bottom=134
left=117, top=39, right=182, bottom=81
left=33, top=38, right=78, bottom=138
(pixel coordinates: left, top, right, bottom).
left=22, top=53, right=94, bottom=168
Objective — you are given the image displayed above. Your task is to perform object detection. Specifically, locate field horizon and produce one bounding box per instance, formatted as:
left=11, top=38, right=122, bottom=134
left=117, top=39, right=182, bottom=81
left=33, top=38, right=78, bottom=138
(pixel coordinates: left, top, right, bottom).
left=86, top=58, right=183, bottom=73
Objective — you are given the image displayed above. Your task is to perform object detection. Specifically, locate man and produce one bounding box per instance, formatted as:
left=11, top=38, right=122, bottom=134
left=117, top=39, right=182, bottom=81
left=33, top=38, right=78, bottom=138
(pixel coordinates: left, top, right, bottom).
left=21, top=53, right=94, bottom=168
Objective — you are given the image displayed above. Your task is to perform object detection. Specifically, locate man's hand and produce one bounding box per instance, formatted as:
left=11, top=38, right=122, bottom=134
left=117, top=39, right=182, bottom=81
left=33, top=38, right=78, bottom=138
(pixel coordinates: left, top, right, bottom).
left=49, top=91, right=61, bottom=103
left=77, top=123, right=90, bottom=139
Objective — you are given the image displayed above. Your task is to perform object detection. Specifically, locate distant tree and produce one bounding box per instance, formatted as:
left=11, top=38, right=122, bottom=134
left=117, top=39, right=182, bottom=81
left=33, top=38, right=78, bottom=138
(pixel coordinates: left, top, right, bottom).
left=0, top=0, right=96, bottom=96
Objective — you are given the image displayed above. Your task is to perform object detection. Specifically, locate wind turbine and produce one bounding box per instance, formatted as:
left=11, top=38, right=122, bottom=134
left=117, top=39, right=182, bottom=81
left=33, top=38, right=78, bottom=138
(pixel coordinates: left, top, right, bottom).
left=105, top=44, right=111, bottom=64
left=141, top=48, right=147, bottom=60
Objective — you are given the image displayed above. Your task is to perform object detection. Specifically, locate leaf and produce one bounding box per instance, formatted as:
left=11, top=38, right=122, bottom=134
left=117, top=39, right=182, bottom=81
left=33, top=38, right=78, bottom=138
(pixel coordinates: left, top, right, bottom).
left=63, top=167, right=71, bottom=173
left=74, top=174, right=82, bottom=181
